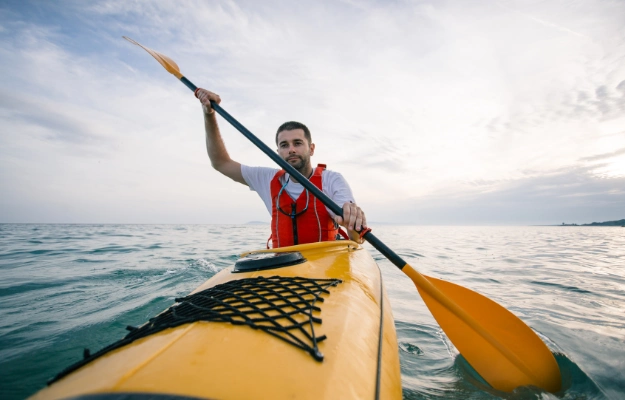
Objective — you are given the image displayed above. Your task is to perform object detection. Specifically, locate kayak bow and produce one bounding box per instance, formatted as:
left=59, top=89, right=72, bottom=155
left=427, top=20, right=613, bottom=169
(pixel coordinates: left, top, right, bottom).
left=31, top=241, right=403, bottom=400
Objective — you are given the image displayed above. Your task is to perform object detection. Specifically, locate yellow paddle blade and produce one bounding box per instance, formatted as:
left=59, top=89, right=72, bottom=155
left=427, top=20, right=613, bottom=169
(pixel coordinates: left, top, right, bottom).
left=403, top=265, right=561, bottom=392
left=123, top=36, right=183, bottom=79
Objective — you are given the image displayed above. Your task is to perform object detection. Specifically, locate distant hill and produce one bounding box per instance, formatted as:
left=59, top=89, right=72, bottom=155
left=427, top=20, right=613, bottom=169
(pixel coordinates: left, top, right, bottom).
left=560, top=219, right=625, bottom=226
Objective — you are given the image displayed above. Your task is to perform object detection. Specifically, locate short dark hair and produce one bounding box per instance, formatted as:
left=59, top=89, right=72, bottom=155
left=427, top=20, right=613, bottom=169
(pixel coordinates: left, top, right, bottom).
left=275, top=121, right=311, bottom=145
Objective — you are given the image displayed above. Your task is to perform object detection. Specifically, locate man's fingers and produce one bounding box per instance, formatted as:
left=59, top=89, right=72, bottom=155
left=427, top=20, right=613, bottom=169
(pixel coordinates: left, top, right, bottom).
left=196, top=89, right=222, bottom=116
left=340, top=202, right=367, bottom=231
left=343, top=205, right=353, bottom=230
left=353, top=208, right=366, bottom=231
left=196, top=89, right=221, bottom=105
left=352, top=206, right=361, bottom=230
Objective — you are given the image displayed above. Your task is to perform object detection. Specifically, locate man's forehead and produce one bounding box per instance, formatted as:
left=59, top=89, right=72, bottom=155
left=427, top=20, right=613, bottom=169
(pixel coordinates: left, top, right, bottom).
left=277, top=129, right=307, bottom=143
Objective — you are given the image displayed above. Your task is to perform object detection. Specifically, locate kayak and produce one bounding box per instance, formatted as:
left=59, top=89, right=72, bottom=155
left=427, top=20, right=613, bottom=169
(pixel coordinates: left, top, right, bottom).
left=31, top=240, right=403, bottom=399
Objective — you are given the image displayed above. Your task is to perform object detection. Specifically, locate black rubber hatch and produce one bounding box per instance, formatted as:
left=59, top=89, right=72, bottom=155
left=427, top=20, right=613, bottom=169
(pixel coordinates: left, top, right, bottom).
left=233, top=251, right=305, bottom=273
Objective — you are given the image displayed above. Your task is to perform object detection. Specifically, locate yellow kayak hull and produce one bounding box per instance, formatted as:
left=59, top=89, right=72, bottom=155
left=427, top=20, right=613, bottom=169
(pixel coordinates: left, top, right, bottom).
left=31, top=241, right=402, bottom=399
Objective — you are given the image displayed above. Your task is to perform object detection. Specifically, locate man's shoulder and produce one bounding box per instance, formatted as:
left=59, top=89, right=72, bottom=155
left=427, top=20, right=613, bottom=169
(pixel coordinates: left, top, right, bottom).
left=321, top=168, right=349, bottom=189
left=242, top=165, right=280, bottom=176
left=321, top=168, right=345, bottom=179
left=241, top=165, right=280, bottom=188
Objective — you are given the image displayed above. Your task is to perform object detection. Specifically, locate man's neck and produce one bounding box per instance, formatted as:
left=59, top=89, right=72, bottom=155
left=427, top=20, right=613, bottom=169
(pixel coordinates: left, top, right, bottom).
left=289, top=166, right=313, bottom=183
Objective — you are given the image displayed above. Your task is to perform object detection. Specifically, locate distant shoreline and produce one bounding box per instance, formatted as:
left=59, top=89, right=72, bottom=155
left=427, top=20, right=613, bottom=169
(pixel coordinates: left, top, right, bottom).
left=556, top=219, right=625, bottom=227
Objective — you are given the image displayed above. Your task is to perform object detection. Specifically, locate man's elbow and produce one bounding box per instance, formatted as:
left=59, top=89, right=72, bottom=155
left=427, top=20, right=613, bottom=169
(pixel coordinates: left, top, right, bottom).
left=211, top=159, right=236, bottom=178
left=211, top=159, right=227, bottom=173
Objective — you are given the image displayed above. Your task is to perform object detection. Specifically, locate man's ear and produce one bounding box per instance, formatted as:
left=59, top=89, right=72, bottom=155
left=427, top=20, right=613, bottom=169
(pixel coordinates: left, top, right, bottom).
left=310, top=143, right=315, bottom=155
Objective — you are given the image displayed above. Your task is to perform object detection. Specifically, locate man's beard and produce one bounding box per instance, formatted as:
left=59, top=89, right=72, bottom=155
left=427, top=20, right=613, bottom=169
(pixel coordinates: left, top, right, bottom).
left=285, top=155, right=309, bottom=174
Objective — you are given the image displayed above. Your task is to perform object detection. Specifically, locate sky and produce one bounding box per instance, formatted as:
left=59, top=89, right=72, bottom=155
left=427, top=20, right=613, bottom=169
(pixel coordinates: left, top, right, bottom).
left=0, top=0, right=624, bottom=225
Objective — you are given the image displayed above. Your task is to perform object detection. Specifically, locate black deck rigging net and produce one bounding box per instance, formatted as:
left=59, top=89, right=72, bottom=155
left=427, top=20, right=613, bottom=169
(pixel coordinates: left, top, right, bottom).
left=49, top=275, right=342, bottom=385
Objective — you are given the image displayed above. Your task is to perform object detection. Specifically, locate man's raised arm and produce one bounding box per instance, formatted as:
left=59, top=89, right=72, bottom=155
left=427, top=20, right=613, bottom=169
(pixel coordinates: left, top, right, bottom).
left=196, top=88, right=246, bottom=185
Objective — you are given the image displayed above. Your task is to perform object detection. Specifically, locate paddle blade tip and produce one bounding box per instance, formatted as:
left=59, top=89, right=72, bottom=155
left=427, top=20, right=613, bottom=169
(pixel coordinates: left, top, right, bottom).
left=121, top=36, right=183, bottom=79
left=122, top=36, right=138, bottom=45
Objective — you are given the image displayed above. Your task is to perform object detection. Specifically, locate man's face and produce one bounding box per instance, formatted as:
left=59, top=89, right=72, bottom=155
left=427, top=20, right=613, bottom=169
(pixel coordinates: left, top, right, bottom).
left=276, top=129, right=315, bottom=172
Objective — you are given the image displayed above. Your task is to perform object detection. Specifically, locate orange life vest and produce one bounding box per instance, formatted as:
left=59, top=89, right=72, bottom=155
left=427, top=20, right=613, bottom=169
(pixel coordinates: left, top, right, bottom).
left=270, top=164, right=339, bottom=248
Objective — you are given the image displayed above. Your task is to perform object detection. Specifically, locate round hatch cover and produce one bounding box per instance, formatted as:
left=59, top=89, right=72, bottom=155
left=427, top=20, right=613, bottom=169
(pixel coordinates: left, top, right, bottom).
left=233, top=251, right=306, bottom=273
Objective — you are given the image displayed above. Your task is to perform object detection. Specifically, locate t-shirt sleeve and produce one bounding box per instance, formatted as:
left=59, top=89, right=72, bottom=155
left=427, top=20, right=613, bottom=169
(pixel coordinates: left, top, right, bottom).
left=241, top=165, right=279, bottom=214
left=322, top=170, right=356, bottom=218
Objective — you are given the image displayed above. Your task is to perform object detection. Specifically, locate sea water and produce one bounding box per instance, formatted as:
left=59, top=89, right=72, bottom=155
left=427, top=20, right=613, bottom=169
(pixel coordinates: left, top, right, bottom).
left=0, top=224, right=623, bottom=399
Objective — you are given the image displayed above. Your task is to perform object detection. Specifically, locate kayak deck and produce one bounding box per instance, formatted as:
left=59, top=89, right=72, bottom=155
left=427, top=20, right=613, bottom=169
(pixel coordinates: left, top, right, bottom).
left=31, top=241, right=402, bottom=400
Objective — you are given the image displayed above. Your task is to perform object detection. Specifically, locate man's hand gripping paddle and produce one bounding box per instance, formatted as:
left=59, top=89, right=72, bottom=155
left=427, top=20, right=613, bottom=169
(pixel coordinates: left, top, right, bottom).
left=123, top=36, right=562, bottom=393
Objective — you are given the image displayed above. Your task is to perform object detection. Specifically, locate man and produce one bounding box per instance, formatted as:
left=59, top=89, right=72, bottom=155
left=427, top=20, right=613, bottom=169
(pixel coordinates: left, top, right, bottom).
left=196, top=88, right=367, bottom=248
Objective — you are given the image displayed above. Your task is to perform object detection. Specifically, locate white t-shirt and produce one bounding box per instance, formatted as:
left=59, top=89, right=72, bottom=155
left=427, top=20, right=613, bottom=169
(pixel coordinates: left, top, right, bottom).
left=241, top=165, right=355, bottom=218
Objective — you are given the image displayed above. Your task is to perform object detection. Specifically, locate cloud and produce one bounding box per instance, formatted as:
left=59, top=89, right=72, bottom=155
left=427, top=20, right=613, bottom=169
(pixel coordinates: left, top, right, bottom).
left=373, top=164, right=625, bottom=225
left=498, top=3, right=590, bottom=40
left=0, top=91, right=106, bottom=146
left=580, top=146, right=625, bottom=162
left=338, top=130, right=413, bottom=172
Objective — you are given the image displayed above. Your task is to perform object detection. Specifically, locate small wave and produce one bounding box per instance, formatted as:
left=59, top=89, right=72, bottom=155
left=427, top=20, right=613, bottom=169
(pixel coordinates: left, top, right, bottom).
left=531, top=281, right=593, bottom=295
left=0, top=281, right=69, bottom=297
left=87, top=246, right=140, bottom=254
left=397, top=249, right=425, bottom=258
left=5, top=249, right=78, bottom=256
left=553, top=352, right=605, bottom=398
left=399, top=342, right=424, bottom=356
left=73, top=258, right=110, bottom=264
left=191, top=258, right=219, bottom=273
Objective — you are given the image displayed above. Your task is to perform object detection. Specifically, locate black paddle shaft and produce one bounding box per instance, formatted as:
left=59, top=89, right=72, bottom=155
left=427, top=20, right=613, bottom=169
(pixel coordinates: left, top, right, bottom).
left=181, top=76, right=406, bottom=270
